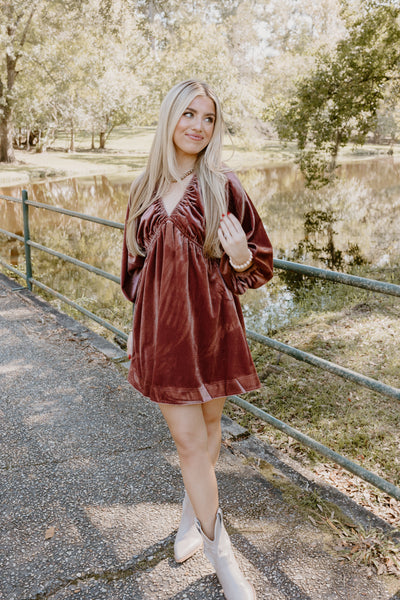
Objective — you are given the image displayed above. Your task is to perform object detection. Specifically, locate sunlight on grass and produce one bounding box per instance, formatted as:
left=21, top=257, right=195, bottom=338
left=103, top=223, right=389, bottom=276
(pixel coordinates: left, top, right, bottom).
left=2, top=126, right=399, bottom=189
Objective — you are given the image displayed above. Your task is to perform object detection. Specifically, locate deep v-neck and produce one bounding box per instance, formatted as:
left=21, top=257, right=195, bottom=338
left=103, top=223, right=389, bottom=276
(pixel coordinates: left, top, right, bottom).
left=160, top=175, right=195, bottom=217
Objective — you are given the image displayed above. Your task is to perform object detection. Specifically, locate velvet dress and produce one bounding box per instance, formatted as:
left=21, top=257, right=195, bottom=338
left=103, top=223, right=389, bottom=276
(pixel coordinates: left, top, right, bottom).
left=121, top=171, right=273, bottom=405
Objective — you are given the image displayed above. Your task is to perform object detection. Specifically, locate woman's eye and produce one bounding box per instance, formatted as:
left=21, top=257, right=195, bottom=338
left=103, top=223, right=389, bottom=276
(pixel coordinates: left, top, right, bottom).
left=183, top=111, right=193, bottom=118
left=205, top=117, right=214, bottom=123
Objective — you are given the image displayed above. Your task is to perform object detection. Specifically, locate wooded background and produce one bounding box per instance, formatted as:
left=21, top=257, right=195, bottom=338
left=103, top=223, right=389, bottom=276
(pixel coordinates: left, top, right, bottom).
left=1, top=0, right=400, bottom=177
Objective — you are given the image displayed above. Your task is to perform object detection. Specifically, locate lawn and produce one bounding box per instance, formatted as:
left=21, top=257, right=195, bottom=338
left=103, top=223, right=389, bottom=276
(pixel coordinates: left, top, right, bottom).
left=1, top=126, right=398, bottom=187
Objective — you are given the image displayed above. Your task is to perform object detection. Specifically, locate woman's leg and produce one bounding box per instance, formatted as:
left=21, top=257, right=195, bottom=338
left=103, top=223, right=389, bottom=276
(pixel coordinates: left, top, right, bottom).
left=202, top=396, right=226, bottom=467
left=159, top=400, right=223, bottom=540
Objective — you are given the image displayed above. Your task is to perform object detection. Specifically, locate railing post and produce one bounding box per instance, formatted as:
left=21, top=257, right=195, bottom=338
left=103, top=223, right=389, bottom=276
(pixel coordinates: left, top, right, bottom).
left=22, top=190, right=33, bottom=290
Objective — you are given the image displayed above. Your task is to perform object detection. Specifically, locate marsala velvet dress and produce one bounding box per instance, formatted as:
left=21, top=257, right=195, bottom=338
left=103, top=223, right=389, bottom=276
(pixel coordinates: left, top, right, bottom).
left=121, top=171, right=273, bottom=405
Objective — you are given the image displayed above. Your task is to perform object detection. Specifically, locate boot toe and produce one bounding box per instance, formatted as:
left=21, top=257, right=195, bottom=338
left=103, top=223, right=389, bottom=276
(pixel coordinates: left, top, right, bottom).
left=174, top=527, right=203, bottom=563
left=219, top=572, right=256, bottom=600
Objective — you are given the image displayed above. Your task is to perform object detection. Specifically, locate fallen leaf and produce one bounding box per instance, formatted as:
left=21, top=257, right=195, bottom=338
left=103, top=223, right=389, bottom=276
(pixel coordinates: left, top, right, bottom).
left=325, top=518, right=340, bottom=532
left=45, top=526, right=56, bottom=540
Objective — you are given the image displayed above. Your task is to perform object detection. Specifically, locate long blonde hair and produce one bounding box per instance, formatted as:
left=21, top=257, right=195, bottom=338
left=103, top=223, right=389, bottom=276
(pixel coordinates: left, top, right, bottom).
left=125, top=79, right=228, bottom=258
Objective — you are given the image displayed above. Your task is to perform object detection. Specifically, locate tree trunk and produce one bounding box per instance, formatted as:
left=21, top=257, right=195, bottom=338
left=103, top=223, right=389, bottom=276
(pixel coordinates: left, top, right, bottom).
left=99, top=131, right=107, bottom=149
left=0, top=3, right=37, bottom=162
left=36, top=128, right=54, bottom=153
left=99, top=114, right=110, bottom=149
left=36, top=130, right=43, bottom=152
left=70, top=123, right=75, bottom=152
left=329, top=130, right=342, bottom=173
left=91, top=129, right=95, bottom=150
left=0, top=112, right=15, bottom=163
left=0, top=44, right=18, bottom=162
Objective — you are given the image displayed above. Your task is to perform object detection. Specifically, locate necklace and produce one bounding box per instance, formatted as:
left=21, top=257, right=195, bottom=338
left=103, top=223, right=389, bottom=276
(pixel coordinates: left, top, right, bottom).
left=171, top=168, right=194, bottom=183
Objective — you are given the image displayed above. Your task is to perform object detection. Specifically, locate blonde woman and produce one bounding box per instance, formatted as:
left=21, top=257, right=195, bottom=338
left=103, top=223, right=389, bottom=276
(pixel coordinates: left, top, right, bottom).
left=121, top=79, right=273, bottom=599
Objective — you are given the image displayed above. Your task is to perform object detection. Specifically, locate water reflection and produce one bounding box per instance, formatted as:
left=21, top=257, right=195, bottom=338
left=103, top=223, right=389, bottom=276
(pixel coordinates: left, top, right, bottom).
left=0, top=175, right=128, bottom=224
left=238, top=157, right=400, bottom=265
left=1, top=158, right=399, bottom=337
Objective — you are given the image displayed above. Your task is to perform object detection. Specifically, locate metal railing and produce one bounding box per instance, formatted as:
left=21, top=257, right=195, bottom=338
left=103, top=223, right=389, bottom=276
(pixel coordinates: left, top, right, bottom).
left=1, top=189, right=399, bottom=501
left=0, top=191, right=125, bottom=339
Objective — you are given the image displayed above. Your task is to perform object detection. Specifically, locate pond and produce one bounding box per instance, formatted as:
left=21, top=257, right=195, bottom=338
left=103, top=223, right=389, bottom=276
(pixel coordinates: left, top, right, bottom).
left=1, top=156, right=400, bottom=338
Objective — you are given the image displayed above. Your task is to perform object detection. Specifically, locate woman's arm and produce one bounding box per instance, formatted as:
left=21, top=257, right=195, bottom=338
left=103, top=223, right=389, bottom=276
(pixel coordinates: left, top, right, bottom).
left=218, top=171, right=273, bottom=295
left=120, top=206, right=146, bottom=303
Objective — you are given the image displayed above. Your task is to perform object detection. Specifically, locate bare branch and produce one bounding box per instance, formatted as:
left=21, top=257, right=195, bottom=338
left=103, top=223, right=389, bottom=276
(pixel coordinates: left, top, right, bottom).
left=24, top=53, right=60, bottom=86
left=19, top=1, right=41, bottom=50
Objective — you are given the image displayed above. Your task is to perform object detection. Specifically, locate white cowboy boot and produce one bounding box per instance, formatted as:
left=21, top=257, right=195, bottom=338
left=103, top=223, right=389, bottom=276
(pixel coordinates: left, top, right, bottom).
left=174, top=492, right=203, bottom=563
left=196, top=508, right=255, bottom=600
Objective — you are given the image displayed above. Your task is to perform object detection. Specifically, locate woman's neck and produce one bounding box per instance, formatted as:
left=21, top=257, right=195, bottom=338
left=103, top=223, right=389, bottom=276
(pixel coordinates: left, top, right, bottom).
left=174, top=150, right=196, bottom=175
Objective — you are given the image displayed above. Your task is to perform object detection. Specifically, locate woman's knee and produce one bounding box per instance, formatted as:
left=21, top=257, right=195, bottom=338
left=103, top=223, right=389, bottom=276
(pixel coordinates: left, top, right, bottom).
left=202, top=397, right=225, bottom=433
left=174, top=430, right=208, bottom=461
left=159, top=403, right=209, bottom=459
left=204, top=418, right=221, bottom=442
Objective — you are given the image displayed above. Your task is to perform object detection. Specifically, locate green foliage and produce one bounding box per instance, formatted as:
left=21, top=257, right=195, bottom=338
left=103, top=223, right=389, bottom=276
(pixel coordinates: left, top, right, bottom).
left=3, top=0, right=400, bottom=161
left=296, top=146, right=333, bottom=188
left=279, top=208, right=368, bottom=294
left=303, top=209, right=343, bottom=269
left=1, top=0, right=268, bottom=158
left=274, top=1, right=400, bottom=187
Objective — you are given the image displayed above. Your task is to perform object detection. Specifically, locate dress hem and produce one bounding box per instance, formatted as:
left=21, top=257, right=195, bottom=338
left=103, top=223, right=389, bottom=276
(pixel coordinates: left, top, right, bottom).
left=127, top=371, right=262, bottom=405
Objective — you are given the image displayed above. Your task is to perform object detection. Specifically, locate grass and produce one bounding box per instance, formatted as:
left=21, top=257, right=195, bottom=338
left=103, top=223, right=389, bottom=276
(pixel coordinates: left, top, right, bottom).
left=224, top=266, right=400, bottom=529
left=1, top=126, right=399, bottom=188
left=0, top=127, right=296, bottom=187
left=223, top=267, right=400, bottom=582
left=241, top=454, right=400, bottom=581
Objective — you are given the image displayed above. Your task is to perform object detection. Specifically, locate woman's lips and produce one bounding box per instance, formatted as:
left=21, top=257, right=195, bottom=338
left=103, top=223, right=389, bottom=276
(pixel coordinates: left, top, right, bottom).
left=186, top=133, right=203, bottom=141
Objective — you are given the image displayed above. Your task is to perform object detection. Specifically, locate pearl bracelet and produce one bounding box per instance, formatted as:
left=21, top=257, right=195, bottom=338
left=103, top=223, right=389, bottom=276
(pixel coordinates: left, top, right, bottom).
left=229, top=249, right=253, bottom=271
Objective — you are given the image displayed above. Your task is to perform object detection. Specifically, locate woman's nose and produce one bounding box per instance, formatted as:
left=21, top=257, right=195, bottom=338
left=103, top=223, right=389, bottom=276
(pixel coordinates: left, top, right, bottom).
left=192, top=116, right=203, bottom=131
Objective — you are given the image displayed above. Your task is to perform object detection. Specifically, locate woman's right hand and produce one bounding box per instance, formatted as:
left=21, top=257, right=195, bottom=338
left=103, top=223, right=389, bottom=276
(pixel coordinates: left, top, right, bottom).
left=127, top=331, right=133, bottom=359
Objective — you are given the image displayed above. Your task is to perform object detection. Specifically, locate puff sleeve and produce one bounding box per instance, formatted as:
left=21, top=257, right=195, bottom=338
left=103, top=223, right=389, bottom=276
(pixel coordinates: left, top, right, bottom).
left=219, top=171, right=273, bottom=295
left=121, top=206, right=145, bottom=303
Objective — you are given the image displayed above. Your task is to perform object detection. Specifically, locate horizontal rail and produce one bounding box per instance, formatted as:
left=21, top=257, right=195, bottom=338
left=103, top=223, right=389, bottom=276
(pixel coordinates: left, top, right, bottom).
left=0, top=227, right=24, bottom=242
left=27, top=239, right=120, bottom=284
left=246, top=329, right=400, bottom=402
left=0, top=193, right=22, bottom=204
left=274, top=258, right=400, bottom=297
left=228, top=394, right=400, bottom=501
left=25, top=199, right=124, bottom=229
left=0, top=257, right=27, bottom=280
left=30, top=278, right=127, bottom=340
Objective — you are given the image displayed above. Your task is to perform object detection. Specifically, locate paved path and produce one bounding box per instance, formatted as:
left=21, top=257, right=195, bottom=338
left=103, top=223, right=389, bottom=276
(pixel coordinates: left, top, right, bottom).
left=0, top=272, right=399, bottom=600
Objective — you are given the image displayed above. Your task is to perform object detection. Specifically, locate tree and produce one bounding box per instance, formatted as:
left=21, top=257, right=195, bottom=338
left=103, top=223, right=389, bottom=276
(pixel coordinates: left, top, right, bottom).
left=0, top=0, right=43, bottom=162
left=260, top=0, right=345, bottom=104
left=139, top=0, right=265, bottom=141
left=273, top=1, right=400, bottom=186
left=0, top=0, right=94, bottom=159
left=82, top=2, right=151, bottom=149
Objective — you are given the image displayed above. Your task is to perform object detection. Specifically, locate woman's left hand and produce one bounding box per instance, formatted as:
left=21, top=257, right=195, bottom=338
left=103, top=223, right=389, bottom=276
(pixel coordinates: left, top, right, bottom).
left=218, top=212, right=250, bottom=265
left=127, top=331, right=133, bottom=359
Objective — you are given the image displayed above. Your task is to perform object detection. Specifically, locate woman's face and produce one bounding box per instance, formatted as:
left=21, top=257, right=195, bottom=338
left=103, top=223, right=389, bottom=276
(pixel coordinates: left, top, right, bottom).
left=173, top=95, right=216, bottom=162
